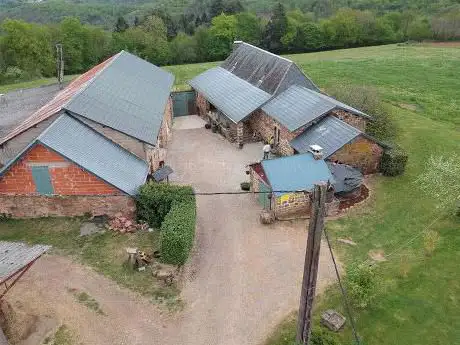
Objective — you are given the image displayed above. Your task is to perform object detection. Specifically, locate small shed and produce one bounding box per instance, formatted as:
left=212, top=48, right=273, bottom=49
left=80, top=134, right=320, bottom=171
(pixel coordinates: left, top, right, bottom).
left=249, top=153, right=334, bottom=217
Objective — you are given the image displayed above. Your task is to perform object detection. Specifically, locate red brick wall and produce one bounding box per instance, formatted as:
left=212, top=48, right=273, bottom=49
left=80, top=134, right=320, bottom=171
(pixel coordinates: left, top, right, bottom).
left=328, top=135, right=384, bottom=174
left=0, top=144, right=121, bottom=195
left=196, top=92, right=209, bottom=119
left=0, top=194, right=135, bottom=218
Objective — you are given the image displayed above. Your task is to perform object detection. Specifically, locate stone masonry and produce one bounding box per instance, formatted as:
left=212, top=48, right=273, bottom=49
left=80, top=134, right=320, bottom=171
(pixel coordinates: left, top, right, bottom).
left=332, top=109, right=368, bottom=132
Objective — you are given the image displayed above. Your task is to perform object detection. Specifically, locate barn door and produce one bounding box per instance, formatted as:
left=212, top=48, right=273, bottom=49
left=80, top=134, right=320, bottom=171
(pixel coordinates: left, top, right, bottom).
left=172, top=91, right=196, bottom=117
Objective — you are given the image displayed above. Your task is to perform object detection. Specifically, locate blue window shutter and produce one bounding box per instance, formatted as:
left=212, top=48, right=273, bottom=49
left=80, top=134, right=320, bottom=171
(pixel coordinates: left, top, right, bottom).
left=31, top=166, right=54, bottom=195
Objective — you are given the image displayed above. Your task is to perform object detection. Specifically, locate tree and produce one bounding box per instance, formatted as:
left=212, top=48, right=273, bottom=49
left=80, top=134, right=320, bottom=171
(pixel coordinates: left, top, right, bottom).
left=194, top=25, right=211, bottom=62
left=140, top=16, right=171, bottom=65
left=235, top=12, right=262, bottom=45
left=407, top=16, right=432, bottom=40
left=224, top=0, right=244, bottom=15
left=114, top=16, right=129, bottom=33
left=59, top=17, right=87, bottom=73
left=208, top=14, right=237, bottom=60
left=170, top=32, right=198, bottom=64
left=263, top=3, right=288, bottom=53
left=209, top=0, right=224, bottom=19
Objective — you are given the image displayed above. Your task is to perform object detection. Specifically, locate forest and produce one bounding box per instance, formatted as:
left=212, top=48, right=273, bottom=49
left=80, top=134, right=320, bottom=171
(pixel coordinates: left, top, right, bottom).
left=0, top=0, right=459, bottom=84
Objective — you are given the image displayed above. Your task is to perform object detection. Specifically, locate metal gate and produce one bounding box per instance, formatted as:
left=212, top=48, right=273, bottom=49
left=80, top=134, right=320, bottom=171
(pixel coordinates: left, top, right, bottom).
left=172, top=91, right=196, bottom=117
left=258, top=181, right=271, bottom=209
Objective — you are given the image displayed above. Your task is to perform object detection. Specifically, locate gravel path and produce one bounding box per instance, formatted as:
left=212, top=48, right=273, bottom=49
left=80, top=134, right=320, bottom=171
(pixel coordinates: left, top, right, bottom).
left=5, top=116, right=337, bottom=345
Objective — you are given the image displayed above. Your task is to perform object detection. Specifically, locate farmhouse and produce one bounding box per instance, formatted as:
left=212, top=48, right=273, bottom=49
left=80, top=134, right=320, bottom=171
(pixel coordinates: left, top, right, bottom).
left=0, top=51, right=174, bottom=218
left=190, top=42, right=384, bottom=174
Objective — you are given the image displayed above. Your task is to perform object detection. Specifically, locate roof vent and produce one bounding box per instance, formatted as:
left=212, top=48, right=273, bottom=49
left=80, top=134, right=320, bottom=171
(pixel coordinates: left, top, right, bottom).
left=233, top=40, right=243, bottom=50
left=309, top=144, right=324, bottom=160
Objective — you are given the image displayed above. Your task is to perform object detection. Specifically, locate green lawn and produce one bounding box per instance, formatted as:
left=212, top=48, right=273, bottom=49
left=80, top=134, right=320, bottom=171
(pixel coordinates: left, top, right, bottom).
left=0, top=218, right=178, bottom=303
left=262, top=44, right=460, bottom=345
left=0, top=75, right=79, bottom=93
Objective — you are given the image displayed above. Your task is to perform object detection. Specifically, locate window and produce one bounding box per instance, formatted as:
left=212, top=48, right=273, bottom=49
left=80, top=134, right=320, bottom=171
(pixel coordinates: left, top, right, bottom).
left=273, top=126, right=280, bottom=145
left=31, top=166, right=54, bottom=195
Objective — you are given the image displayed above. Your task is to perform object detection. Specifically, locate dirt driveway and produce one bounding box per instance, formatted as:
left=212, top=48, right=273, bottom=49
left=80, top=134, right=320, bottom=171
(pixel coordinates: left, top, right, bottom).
left=166, top=116, right=336, bottom=345
left=4, top=116, right=336, bottom=345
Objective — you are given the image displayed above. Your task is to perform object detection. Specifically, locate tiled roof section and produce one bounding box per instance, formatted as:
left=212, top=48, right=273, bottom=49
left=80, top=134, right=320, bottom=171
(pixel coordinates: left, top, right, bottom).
left=189, top=67, right=271, bottom=123
left=0, top=54, right=116, bottom=145
left=221, top=42, right=319, bottom=94
left=66, top=51, right=174, bottom=144
left=261, top=153, right=333, bottom=196
left=38, top=115, right=148, bottom=195
left=290, top=116, right=362, bottom=158
left=0, top=241, right=51, bottom=283
left=262, top=85, right=369, bottom=132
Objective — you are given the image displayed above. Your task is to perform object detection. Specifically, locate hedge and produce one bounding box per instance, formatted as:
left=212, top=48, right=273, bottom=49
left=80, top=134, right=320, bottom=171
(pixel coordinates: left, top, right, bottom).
left=136, top=182, right=196, bottom=266
left=136, top=182, right=195, bottom=228
left=380, top=148, right=409, bottom=176
left=160, top=200, right=196, bottom=266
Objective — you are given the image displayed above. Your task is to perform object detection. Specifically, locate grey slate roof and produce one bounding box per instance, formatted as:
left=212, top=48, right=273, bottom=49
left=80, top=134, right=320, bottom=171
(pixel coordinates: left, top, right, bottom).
left=327, top=162, right=363, bottom=193
left=290, top=116, right=362, bottom=158
left=189, top=67, right=271, bottom=123
left=39, top=115, right=148, bottom=195
left=262, top=85, right=369, bottom=132
left=0, top=114, right=148, bottom=195
left=221, top=43, right=319, bottom=94
left=0, top=241, right=51, bottom=283
left=66, top=51, right=174, bottom=145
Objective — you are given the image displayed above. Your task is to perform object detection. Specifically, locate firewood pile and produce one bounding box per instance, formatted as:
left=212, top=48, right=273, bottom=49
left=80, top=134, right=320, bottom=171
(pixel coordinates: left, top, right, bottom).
left=107, top=213, right=149, bottom=233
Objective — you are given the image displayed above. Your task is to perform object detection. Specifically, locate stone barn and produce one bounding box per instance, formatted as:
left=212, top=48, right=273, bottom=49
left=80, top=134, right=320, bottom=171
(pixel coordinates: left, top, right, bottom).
left=0, top=51, right=174, bottom=218
left=190, top=41, right=385, bottom=174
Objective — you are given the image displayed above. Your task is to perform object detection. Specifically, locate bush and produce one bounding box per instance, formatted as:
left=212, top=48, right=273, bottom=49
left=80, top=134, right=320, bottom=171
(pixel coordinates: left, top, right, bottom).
left=345, top=262, right=378, bottom=309
left=160, top=200, right=196, bottom=266
left=380, top=148, right=408, bottom=176
left=311, top=327, right=342, bottom=345
left=136, top=182, right=195, bottom=228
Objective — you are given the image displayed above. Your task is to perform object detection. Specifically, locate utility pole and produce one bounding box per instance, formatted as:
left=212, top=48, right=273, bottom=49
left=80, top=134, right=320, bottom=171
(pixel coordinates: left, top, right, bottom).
left=56, top=44, right=64, bottom=89
left=296, top=182, right=327, bottom=344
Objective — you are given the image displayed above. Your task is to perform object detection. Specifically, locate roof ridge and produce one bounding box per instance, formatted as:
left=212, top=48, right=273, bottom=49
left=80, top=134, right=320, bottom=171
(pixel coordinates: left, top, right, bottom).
left=240, top=42, right=294, bottom=64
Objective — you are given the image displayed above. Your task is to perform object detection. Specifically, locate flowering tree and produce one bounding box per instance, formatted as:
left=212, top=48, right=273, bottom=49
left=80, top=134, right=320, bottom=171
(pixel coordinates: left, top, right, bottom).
left=417, top=154, right=460, bottom=214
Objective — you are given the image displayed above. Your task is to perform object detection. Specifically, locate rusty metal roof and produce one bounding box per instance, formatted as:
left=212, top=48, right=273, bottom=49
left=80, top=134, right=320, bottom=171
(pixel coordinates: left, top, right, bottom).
left=0, top=241, right=51, bottom=284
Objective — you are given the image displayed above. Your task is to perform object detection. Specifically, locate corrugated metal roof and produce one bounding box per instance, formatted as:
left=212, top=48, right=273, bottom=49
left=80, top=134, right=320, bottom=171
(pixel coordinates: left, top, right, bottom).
left=0, top=55, right=116, bottom=145
left=290, top=116, right=361, bottom=158
left=221, top=42, right=319, bottom=94
left=0, top=241, right=51, bottom=283
left=262, top=85, right=369, bottom=131
left=327, top=162, right=363, bottom=193
left=189, top=67, right=271, bottom=123
left=261, top=153, right=333, bottom=196
left=1, top=51, right=174, bottom=146
left=66, top=51, right=174, bottom=144
left=37, top=115, right=148, bottom=195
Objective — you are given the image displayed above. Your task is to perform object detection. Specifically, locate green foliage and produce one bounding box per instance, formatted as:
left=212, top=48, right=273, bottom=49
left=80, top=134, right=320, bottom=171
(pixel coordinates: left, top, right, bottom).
left=170, top=32, right=198, bottom=64
left=345, top=262, right=378, bottom=309
left=235, top=12, right=262, bottom=45
left=380, top=148, right=409, bottom=176
left=208, top=13, right=238, bottom=60
left=310, top=327, right=342, bottom=345
left=160, top=200, right=196, bottom=266
left=263, top=3, right=288, bottom=53
left=114, top=16, right=129, bottom=33
left=136, top=182, right=195, bottom=228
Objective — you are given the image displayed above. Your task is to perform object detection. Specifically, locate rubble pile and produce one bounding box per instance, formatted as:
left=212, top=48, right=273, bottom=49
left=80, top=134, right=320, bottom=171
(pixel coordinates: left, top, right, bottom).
left=107, top=213, right=149, bottom=233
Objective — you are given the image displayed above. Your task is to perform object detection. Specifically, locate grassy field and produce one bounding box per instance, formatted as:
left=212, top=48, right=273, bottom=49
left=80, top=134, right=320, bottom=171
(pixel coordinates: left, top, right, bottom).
left=253, top=44, right=460, bottom=345
left=0, top=218, right=178, bottom=303
left=0, top=75, right=79, bottom=93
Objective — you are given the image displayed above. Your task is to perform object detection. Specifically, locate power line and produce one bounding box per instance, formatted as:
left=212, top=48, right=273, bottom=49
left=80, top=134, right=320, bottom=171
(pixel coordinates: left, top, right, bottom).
left=323, top=226, right=361, bottom=345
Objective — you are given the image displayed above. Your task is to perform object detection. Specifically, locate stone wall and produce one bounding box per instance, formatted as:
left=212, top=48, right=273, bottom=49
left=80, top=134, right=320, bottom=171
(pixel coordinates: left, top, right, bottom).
left=0, top=144, right=122, bottom=195
left=328, top=135, right=384, bottom=174
left=274, top=192, right=311, bottom=217
left=145, top=97, right=173, bottom=172
left=332, top=110, right=368, bottom=132
left=0, top=194, right=135, bottom=218
left=247, top=110, right=299, bottom=156
left=196, top=92, right=209, bottom=119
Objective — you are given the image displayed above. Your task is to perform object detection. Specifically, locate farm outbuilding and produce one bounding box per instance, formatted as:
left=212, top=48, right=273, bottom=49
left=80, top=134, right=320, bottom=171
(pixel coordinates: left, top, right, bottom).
left=190, top=41, right=385, bottom=174
left=0, top=51, right=174, bottom=219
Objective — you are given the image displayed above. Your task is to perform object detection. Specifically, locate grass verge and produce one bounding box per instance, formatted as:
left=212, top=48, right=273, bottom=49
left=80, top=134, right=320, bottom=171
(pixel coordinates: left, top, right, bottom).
left=0, top=75, right=79, bottom=93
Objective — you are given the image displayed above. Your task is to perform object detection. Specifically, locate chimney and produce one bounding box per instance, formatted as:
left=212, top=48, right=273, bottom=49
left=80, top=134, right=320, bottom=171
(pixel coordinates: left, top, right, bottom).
left=309, top=144, right=324, bottom=160
left=233, top=40, right=243, bottom=51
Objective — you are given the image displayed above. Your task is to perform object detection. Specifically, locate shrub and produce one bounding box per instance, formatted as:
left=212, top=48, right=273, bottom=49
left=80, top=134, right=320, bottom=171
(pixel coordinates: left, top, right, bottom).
left=136, top=182, right=194, bottom=228
left=310, top=327, right=342, bottom=345
left=345, top=262, right=378, bottom=309
left=160, top=200, right=196, bottom=266
left=380, top=148, right=408, bottom=176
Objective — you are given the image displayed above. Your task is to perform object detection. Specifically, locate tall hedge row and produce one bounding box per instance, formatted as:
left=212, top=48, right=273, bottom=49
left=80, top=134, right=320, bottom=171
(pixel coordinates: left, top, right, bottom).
left=160, top=200, right=196, bottom=266
left=136, top=182, right=196, bottom=265
left=136, top=183, right=195, bottom=228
